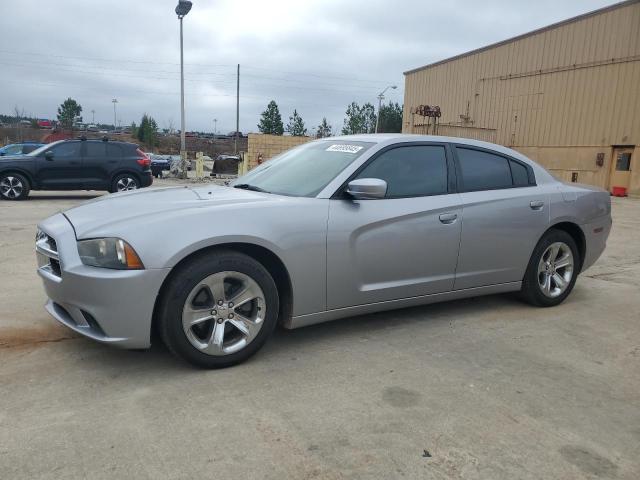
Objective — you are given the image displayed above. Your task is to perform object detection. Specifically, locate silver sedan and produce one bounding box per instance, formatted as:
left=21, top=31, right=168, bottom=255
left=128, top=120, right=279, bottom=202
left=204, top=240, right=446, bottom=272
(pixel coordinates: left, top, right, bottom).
left=36, top=135, right=612, bottom=367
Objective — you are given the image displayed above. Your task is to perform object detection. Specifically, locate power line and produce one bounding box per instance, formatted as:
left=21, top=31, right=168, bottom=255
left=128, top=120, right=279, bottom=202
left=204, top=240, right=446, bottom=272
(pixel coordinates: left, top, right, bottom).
left=0, top=49, right=398, bottom=86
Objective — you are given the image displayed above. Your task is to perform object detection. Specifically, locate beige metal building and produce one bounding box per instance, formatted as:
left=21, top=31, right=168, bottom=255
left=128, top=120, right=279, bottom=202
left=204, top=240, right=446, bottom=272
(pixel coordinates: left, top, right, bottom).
left=402, top=0, right=640, bottom=196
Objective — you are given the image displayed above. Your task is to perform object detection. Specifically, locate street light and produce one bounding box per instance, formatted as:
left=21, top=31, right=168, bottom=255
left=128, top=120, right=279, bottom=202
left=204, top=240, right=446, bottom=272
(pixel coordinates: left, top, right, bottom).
left=112, top=99, right=118, bottom=131
left=375, top=85, right=397, bottom=133
left=176, top=0, right=192, bottom=176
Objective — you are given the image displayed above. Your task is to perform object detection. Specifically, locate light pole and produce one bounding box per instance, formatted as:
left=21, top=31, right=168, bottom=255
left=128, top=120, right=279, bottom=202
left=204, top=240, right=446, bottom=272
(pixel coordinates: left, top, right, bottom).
left=112, top=99, right=118, bottom=131
left=213, top=118, right=217, bottom=156
left=176, top=0, right=192, bottom=177
left=91, top=109, right=95, bottom=124
left=375, top=85, right=397, bottom=133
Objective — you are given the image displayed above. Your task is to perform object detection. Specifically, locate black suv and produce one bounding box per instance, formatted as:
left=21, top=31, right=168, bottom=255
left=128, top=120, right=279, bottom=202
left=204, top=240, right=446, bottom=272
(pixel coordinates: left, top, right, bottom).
left=0, top=138, right=153, bottom=200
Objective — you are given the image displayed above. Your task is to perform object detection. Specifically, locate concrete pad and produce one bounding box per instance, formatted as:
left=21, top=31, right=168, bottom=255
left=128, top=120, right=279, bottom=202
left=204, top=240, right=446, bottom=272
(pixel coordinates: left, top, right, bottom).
left=1, top=189, right=638, bottom=479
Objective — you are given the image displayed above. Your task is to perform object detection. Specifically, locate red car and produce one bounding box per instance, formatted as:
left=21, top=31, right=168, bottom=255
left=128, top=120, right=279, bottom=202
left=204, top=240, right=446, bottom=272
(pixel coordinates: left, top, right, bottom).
left=37, top=119, right=53, bottom=129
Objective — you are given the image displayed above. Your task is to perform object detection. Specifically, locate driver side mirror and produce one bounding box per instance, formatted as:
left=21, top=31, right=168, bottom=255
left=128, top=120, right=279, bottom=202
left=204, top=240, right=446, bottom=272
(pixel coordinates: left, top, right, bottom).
left=44, top=151, right=54, bottom=160
left=346, top=178, right=387, bottom=200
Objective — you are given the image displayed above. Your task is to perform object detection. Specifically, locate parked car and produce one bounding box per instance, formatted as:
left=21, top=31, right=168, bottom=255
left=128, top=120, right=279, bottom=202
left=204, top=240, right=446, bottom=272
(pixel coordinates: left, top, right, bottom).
left=0, top=142, right=45, bottom=156
left=35, top=134, right=611, bottom=368
left=149, top=154, right=172, bottom=178
left=37, top=119, right=53, bottom=129
left=0, top=138, right=152, bottom=200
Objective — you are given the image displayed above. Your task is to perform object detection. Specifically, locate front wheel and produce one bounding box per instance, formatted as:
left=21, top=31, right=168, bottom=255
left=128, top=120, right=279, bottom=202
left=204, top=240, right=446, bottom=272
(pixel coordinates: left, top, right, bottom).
left=520, top=229, right=580, bottom=307
left=0, top=173, right=30, bottom=200
left=158, top=250, right=279, bottom=368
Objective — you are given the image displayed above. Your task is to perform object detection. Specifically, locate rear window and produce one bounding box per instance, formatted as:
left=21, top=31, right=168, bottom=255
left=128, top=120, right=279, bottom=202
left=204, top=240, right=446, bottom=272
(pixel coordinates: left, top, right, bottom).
left=107, top=144, right=122, bottom=158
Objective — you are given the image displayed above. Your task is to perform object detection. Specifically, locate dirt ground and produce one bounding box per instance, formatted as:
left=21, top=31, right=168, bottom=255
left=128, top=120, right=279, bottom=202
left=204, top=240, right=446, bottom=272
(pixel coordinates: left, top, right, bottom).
left=1, top=184, right=639, bottom=479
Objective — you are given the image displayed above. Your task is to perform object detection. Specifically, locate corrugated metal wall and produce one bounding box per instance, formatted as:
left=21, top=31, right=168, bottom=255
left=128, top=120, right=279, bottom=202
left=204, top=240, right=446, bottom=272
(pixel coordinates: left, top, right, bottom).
left=403, top=1, right=640, bottom=148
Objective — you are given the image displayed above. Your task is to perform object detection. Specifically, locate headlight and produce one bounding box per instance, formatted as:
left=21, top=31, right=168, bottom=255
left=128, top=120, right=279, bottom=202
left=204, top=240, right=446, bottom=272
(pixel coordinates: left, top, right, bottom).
left=77, top=238, right=144, bottom=270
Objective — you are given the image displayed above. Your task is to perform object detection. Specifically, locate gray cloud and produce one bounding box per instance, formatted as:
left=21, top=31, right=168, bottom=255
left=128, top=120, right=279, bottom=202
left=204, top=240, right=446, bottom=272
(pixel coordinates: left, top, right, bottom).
left=0, top=0, right=616, bottom=134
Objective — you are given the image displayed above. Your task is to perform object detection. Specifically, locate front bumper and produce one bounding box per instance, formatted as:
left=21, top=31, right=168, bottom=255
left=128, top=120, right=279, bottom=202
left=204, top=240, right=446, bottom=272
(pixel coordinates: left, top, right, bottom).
left=36, top=213, right=170, bottom=349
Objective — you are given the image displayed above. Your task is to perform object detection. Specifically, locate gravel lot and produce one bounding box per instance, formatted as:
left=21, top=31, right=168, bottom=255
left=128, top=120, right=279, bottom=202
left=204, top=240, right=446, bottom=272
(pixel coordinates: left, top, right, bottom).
left=1, top=183, right=639, bottom=479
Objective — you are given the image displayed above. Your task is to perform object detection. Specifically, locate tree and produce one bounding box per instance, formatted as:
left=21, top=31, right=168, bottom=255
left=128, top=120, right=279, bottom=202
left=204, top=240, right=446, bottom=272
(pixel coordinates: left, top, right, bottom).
left=341, top=102, right=377, bottom=135
left=377, top=102, right=403, bottom=133
left=57, top=98, right=82, bottom=129
left=316, top=117, right=332, bottom=138
left=286, top=109, right=307, bottom=136
left=136, top=114, right=158, bottom=147
left=258, top=100, right=284, bottom=135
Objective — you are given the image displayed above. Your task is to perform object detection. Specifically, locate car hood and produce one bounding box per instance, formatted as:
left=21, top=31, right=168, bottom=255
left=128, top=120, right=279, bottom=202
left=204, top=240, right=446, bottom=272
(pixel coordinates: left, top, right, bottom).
left=64, top=185, right=273, bottom=238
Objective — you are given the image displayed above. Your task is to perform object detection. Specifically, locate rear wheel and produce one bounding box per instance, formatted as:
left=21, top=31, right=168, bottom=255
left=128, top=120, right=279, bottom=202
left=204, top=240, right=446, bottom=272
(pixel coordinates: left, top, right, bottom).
left=158, top=250, right=279, bottom=368
left=0, top=173, right=30, bottom=200
left=110, top=173, right=139, bottom=193
left=520, top=229, right=579, bottom=307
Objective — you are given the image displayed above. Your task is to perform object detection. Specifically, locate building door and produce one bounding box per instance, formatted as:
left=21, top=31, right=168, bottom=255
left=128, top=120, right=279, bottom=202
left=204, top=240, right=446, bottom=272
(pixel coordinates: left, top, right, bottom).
left=609, top=147, right=634, bottom=192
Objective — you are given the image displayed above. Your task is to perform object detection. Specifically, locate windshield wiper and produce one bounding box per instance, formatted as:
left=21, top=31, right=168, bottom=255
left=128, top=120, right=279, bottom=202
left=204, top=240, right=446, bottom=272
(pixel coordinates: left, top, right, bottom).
left=233, top=183, right=269, bottom=193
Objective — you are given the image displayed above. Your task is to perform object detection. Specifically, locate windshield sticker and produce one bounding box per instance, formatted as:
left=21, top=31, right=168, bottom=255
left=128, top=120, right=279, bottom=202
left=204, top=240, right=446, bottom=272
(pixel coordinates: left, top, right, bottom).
left=326, top=144, right=363, bottom=154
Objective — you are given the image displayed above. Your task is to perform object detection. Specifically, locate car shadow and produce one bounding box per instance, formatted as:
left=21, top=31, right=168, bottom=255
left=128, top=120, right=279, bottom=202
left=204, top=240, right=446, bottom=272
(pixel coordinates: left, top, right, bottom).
left=28, top=193, right=104, bottom=201
left=69, top=292, right=533, bottom=375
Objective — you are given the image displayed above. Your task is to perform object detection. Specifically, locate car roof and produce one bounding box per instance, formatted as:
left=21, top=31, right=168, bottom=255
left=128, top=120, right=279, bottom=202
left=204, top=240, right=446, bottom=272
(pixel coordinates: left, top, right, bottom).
left=322, top=133, right=537, bottom=164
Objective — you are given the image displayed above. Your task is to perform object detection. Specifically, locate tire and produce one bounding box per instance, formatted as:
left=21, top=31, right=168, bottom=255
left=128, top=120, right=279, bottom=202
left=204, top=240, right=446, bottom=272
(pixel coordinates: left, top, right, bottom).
left=520, top=229, right=580, bottom=307
left=110, top=173, right=140, bottom=193
left=0, top=172, right=30, bottom=200
left=158, top=250, right=279, bottom=368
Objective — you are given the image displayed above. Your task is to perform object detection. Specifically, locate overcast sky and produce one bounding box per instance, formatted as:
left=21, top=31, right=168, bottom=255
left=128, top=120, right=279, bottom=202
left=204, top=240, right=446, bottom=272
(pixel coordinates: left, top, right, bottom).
left=0, top=0, right=618, bottom=134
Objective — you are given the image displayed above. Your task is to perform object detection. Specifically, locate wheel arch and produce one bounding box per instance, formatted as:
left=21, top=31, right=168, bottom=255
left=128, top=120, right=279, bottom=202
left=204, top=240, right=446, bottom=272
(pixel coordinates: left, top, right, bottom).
left=151, top=242, right=293, bottom=341
left=0, top=168, right=35, bottom=189
left=546, top=221, right=586, bottom=272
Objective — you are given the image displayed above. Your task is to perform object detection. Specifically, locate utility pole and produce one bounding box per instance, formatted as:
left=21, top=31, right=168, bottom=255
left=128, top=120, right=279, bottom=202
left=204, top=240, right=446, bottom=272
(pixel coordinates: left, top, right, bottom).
left=91, top=109, right=95, bottom=124
left=235, top=63, right=239, bottom=154
left=112, top=99, right=118, bottom=131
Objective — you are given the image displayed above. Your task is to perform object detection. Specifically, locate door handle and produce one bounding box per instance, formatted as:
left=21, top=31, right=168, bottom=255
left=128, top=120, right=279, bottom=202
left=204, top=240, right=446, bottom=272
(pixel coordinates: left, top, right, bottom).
left=530, top=200, right=544, bottom=210
left=439, top=213, right=458, bottom=224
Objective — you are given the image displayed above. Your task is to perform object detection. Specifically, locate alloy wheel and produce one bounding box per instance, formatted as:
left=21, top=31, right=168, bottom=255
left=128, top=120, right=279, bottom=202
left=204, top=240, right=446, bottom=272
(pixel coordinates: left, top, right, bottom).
left=537, top=241, right=574, bottom=298
left=116, top=177, right=138, bottom=191
left=182, top=271, right=266, bottom=355
left=0, top=176, right=23, bottom=199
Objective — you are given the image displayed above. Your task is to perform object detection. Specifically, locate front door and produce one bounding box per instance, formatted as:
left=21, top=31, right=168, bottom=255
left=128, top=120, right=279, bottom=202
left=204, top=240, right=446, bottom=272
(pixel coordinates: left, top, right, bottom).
left=36, top=141, right=83, bottom=189
left=609, top=147, right=634, bottom=193
left=327, top=144, right=462, bottom=310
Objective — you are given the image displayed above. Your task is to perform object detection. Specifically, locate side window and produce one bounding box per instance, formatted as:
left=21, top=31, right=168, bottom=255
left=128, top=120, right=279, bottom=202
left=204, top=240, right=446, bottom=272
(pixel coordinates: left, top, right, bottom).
left=50, top=142, right=81, bottom=158
left=84, top=143, right=106, bottom=157
left=456, top=147, right=512, bottom=191
left=509, top=159, right=530, bottom=186
left=22, top=144, right=40, bottom=154
left=106, top=144, right=122, bottom=158
left=355, top=145, right=448, bottom=198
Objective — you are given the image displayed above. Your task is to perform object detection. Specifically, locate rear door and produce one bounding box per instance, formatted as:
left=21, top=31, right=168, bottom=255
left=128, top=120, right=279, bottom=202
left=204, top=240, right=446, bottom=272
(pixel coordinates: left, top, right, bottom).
left=326, top=143, right=463, bottom=309
left=452, top=145, right=549, bottom=289
left=82, top=142, right=121, bottom=189
left=36, top=141, right=83, bottom=189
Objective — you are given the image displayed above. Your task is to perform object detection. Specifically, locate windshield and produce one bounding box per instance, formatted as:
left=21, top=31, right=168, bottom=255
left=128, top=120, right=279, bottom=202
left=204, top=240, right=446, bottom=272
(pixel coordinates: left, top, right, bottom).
left=232, top=140, right=374, bottom=197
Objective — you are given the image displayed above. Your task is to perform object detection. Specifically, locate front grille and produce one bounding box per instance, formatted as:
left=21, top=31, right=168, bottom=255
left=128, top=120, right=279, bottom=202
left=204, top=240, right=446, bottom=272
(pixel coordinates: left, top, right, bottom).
left=36, top=229, right=61, bottom=278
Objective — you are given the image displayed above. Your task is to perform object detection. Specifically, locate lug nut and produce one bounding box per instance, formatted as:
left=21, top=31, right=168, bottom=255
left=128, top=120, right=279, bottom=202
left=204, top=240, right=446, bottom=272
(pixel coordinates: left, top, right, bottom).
left=228, top=302, right=234, bottom=308
left=228, top=313, right=234, bottom=319
left=211, top=310, right=217, bottom=316
left=218, top=300, right=223, bottom=306
left=217, top=318, right=224, bottom=324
